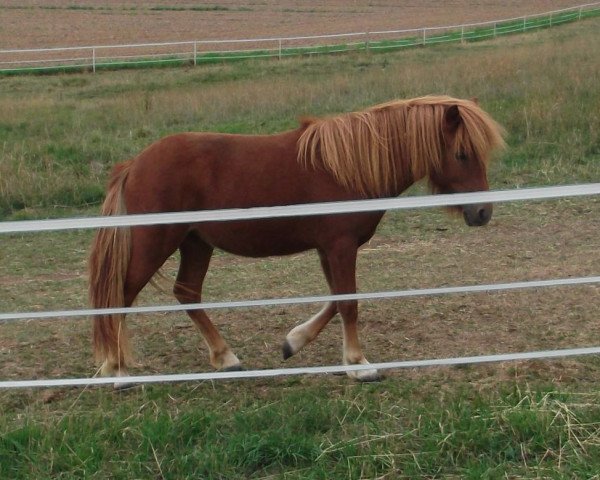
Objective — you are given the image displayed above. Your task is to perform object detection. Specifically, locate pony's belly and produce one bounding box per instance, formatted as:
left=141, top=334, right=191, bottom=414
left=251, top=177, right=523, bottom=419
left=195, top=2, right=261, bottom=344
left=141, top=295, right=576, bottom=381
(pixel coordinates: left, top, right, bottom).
left=194, top=220, right=314, bottom=258
left=214, top=241, right=312, bottom=258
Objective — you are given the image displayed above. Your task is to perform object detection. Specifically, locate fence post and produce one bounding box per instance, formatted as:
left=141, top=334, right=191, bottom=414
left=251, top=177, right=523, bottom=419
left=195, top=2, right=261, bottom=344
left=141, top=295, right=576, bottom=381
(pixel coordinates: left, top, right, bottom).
left=92, top=47, right=96, bottom=73
left=549, top=12, right=553, bottom=26
left=278, top=39, right=282, bottom=60
left=422, top=28, right=426, bottom=45
left=365, top=31, right=370, bottom=52
left=193, top=41, right=197, bottom=66
left=493, top=22, right=497, bottom=38
left=523, top=16, right=527, bottom=31
left=461, top=26, right=464, bottom=44
left=578, top=6, right=582, bottom=20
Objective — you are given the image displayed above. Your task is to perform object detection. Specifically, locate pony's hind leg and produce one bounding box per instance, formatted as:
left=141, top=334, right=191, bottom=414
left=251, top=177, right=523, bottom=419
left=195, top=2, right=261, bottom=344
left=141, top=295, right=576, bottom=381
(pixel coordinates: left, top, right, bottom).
left=95, top=225, right=188, bottom=387
left=174, top=233, right=242, bottom=371
left=283, top=251, right=338, bottom=359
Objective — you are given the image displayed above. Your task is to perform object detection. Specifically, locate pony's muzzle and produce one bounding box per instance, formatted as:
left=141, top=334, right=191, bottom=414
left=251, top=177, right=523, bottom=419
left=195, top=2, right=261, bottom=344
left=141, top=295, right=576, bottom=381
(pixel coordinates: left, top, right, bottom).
left=462, top=203, right=493, bottom=226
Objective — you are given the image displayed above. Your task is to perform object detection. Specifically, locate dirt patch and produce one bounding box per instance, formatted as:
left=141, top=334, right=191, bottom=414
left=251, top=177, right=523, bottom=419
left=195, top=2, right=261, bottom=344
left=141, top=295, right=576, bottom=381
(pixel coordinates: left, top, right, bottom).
left=0, top=1, right=583, bottom=48
left=1, top=198, right=598, bottom=387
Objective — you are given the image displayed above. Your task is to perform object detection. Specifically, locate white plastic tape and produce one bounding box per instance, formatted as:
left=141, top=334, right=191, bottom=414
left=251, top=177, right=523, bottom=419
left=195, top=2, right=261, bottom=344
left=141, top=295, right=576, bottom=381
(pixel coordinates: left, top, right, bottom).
left=2, top=346, right=599, bottom=389
left=2, top=183, right=599, bottom=234
left=1, top=275, right=598, bottom=323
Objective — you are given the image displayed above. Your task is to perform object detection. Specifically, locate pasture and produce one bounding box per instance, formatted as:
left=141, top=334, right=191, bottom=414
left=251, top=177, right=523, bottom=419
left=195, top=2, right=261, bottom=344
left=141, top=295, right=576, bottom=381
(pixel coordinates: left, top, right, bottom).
left=1, top=13, right=599, bottom=480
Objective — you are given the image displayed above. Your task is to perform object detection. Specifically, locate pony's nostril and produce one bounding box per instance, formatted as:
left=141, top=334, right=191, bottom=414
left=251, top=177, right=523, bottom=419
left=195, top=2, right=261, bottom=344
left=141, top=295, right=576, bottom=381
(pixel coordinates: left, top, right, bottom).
left=477, top=206, right=491, bottom=224
left=463, top=205, right=491, bottom=226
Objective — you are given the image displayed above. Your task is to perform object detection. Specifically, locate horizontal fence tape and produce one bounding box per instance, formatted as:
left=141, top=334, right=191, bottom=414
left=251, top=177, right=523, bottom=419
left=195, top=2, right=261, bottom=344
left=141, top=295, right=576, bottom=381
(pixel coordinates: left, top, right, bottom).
left=1, top=276, right=598, bottom=323
left=2, top=346, right=600, bottom=389
left=2, top=183, right=599, bottom=234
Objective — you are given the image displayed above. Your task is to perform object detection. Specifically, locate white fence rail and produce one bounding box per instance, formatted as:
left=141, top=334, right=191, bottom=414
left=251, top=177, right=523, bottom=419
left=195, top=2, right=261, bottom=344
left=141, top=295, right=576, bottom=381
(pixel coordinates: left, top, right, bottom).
left=0, top=2, right=598, bottom=73
left=4, top=347, right=600, bottom=389
left=1, top=184, right=599, bottom=388
left=1, top=275, right=599, bottom=324
left=2, top=183, right=599, bottom=234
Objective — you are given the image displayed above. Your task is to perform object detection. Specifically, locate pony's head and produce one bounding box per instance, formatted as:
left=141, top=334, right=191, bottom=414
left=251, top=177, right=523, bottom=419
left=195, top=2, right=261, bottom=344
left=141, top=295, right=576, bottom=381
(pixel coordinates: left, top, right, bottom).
left=426, top=99, right=506, bottom=226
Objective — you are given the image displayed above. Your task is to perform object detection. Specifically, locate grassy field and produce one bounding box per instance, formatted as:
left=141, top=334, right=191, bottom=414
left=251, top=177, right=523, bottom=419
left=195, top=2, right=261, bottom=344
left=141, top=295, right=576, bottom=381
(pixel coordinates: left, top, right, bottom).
left=1, top=18, right=599, bottom=479
left=1, top=18, right=599, bottom=219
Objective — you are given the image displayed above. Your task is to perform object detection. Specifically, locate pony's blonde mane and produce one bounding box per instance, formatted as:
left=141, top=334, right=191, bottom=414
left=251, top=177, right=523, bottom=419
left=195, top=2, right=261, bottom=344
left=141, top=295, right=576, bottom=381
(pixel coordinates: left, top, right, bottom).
left=298, top=95, right=505, bottom=197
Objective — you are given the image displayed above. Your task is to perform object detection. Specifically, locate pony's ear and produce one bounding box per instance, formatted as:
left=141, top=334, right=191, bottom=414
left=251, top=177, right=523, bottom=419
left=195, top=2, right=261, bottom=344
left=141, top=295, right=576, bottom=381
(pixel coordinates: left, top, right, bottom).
left=471, top=97, right=479, bottom=105
left=443, top=105, right=462, bottom=135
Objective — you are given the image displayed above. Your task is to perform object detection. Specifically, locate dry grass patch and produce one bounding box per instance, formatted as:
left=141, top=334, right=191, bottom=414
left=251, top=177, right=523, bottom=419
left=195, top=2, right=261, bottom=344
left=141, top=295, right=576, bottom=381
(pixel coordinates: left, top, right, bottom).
left=1, top=197, right=598, bottom=391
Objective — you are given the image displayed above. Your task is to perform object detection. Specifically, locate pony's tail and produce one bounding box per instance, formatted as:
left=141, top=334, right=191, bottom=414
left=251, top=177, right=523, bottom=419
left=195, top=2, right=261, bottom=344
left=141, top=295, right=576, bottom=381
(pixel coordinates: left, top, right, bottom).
left=88, top=160, right=133, bottom=375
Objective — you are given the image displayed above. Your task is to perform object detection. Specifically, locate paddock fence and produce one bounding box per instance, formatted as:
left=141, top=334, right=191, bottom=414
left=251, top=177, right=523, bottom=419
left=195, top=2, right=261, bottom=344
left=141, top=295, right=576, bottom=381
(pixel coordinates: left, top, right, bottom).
left=0, top=2, right=599, bottom=74
left=1, top=183, right=599, bottom=389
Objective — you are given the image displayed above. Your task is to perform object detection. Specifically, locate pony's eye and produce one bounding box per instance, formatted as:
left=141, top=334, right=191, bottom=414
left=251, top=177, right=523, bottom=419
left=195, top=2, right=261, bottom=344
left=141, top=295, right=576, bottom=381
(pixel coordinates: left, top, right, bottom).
left=455, top=152, right=468, bottom=162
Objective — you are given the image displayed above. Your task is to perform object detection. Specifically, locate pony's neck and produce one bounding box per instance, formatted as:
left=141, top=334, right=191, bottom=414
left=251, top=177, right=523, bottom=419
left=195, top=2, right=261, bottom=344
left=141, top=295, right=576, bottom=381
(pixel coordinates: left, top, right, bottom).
left=389, top=154, right=426, bottom=198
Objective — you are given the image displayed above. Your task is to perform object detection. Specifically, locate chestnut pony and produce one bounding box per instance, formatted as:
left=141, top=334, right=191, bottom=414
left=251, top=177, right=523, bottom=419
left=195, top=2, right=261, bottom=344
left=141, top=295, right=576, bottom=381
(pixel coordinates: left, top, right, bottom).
left=89, top=95, right=505, bottom=383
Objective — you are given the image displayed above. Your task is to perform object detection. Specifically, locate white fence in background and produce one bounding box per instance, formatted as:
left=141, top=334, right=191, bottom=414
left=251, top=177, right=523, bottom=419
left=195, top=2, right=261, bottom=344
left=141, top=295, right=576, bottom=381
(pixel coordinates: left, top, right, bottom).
left=1, top=184, right=599, bottom=388
left=0, top=2, right=598, bottom=73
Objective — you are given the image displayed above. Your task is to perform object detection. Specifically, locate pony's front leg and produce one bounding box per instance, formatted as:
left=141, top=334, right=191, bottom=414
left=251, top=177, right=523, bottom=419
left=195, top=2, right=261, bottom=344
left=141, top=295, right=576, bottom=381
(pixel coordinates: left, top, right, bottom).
left=339, top=301, right=381, bottom=382
left=326, top=240, right=382, bottom=382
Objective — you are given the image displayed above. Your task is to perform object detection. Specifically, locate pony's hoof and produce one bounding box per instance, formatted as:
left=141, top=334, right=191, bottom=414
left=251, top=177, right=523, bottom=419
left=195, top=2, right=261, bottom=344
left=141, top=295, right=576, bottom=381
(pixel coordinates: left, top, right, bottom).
left=222, top=364, right=245, bottom=372
left=348, top=369, right=384, bottom=383
left=113, top=381, right=136, bottom=391
left=282, top=340, right=294, bottom=360
left=356, top=372, right=384, bottom=383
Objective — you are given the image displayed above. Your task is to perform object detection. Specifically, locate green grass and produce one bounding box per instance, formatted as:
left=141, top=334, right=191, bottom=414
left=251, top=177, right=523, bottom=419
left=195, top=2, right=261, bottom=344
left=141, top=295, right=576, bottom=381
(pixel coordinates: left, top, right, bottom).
left=2, top=383, right=600, bottom=478
left=0, top=18, right=598, bottom=219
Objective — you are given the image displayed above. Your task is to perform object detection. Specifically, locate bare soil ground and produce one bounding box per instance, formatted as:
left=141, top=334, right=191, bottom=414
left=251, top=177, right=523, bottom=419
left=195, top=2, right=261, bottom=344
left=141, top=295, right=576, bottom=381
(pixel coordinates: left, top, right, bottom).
left=0, top=1, right=583, bottom=48
left=1, top=198, right=598, bottom=388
